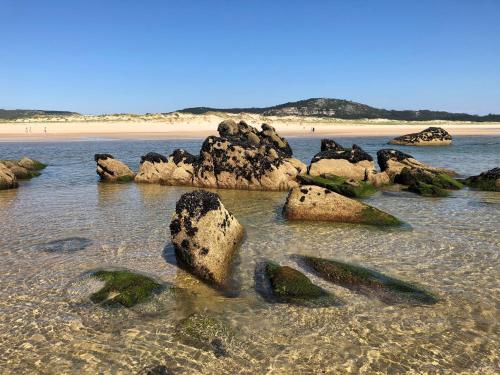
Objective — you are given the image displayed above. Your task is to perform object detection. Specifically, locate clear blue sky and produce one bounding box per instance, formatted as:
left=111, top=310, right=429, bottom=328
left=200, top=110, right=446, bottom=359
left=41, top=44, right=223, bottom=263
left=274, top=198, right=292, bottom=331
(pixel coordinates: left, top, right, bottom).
left=2, top=0, right=499, bottom=115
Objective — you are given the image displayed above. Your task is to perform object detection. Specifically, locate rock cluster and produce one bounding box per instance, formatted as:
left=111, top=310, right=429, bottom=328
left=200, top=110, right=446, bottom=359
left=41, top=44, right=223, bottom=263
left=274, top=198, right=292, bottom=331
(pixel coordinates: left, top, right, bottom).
left=170, top=190, right=244, bottom=289
left=377, top=149, right=462, bottom=196
left=389, top=127, right=452, bottom=146
left=0, top=157, right=46, bottom=190
left=464, top=167, right=500, bottom=192
left=94, top=154, right=135, bottom=182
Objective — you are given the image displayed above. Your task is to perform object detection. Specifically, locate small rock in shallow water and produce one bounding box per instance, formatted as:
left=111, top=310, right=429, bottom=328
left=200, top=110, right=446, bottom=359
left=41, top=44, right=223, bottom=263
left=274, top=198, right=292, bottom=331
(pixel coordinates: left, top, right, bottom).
left=255, top=261, right=341, bottom=307
left=35, top=237, right=93, bottom=252
left=464, top=167, right=500, bottom=192
left=297, top=255, right=438, bottom=305
left=89, top=270, right=166, bottom=308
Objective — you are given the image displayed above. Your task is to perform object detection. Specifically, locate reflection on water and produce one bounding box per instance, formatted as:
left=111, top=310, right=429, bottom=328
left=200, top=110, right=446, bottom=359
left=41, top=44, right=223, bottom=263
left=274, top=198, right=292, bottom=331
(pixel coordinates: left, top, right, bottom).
left=0, top=136, right=499, bottom=373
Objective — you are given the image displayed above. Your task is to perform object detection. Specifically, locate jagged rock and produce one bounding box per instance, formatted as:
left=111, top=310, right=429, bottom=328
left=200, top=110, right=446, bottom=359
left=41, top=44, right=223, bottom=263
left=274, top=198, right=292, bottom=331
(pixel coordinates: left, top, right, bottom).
left=255, top=261, right=341, bottom=307
left=389, top=127, right=452, bottom=146
left=309, top=140, right=375, bottom=181
left=283, top=186, right=401, bottom=226
left=464, top=168, right=500, bottom=192
left=170, top=190, right=244, bottom=288
left=377, top=149, right=456, bottom=180
left=298, top=174, right=376, bottom=198
left=297, top=255, right=438, bottom=305
left=135, top=121, right=305, bottom=190
left=94, top=154, right=135, bottom=182
left=0, top=163, right=18, bottom=190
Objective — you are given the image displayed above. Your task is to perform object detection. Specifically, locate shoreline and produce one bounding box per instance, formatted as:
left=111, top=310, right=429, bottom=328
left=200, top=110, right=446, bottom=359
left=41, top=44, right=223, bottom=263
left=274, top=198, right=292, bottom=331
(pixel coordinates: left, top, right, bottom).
left=1, top=119, right=499, bottom=142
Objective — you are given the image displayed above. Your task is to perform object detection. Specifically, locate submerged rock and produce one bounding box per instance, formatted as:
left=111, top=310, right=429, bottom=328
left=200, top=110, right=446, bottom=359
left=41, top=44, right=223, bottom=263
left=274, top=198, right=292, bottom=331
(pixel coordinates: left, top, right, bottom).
left=89, top=270, right=165, bottom=308
left=297, top=255, right=438, bottom=305
left=389, top=127, right=452, bottom=146
left=94, top=154, right=135, bottom=182
left=464, top=167, right=500, bottom=192
left=34, top=237, right=92, bottom=252
left=170, top=190, right=244, bottom=289
left=0, top=163, right=18, bottom=190
left=176, top=313, right=232, bottom=357
left=299, top=174, right=377, bottom=198
left=255, top=261, right=341, bottom=307
left=283, top=185, right=401, bottom=226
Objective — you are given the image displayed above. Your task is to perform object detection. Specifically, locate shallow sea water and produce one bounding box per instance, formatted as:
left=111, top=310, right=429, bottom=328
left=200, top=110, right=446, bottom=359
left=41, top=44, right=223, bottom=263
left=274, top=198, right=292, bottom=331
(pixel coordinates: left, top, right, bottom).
left=0, top=136, right=499, bottom=374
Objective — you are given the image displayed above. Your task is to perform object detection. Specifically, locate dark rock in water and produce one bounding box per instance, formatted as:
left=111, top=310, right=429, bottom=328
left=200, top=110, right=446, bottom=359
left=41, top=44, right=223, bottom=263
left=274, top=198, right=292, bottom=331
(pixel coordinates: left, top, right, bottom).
left=464, top=167, right=500, bottom=192
left=170, top=190, right=244, bottom=289
left=321, top=139, right=345, bottom=152
left=95, top=154, right=135, bottom=182
left=170, top=149, right=198, bottom=165
left=94, top=153, right=114, bottom=162
left=395, top=167, right=463, bottom=197
left=176, top=313, right=232, bottom=357
left=89, top=270, right=165, bottom=308
left=35, top=237, right=92, bottom=252
left=299, top=174, right=377, bottom=198
left=389, top=127, right=452, bottom=146
left=255, top=261, right=341, bottom=307
left=140, top=152, right=168, bottom=164
left=377, top=149, right=414, bottom=172
left=297, top=255, right=438, bottom=305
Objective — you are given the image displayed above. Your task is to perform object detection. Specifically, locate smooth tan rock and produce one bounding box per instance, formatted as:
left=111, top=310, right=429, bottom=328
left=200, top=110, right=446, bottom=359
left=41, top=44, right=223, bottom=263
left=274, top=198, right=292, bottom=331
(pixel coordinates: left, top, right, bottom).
left=309, top=158, right=375, bottom=181
left=170, top=190, right=244, bottom=288
left=369, top=171, right=391, bottom=187
left=94, top=154, right=135, bottom=182
left=0, top=163, right=18, bottom=190
left=283, top=186, right=401, bottom=226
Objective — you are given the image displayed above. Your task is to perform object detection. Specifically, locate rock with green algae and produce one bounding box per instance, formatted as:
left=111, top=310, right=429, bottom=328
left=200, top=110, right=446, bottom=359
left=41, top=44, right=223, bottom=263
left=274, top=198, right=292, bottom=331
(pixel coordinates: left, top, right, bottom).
left=407, top=181, right=449, bottom=197
left=395, top=167, right=463, bottom=197
left=176, top=313, right=233, bottom=357
left=89, top=270, right=166, bottom=308
left=464, top=168, right=500, bottom=192
left=299, top=174, right=377, bottom=198
left=257, top=261, right=342, bottom=307
left=283, top=185, right=402, bottom=226
left=297, top=256, right=438, bottom=305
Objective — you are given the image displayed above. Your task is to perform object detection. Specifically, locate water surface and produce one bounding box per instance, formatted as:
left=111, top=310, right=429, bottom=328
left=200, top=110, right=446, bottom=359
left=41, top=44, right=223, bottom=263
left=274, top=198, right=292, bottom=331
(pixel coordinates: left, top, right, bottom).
left=0, top=136, right=498, bottom=374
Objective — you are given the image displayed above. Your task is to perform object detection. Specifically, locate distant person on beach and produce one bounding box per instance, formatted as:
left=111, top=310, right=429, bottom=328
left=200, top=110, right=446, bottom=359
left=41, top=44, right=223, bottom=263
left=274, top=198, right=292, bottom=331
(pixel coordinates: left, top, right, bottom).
left=29, top=126, right=32, bottom=133
left=44, top=127, right=47, bottom=134
left=312, top=127, right=315, bottom=133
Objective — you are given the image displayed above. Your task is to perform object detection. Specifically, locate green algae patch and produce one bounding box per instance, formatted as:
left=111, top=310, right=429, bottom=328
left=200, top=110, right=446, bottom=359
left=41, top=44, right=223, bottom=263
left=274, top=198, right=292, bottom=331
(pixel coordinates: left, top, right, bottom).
left=177, top=313, right=232, bottom=357
left=408, top=181, right=449, bottom=197
left=299, top=256, right=438, bottom=305
left=28, top=159, right=47, bottom=171
left=465, top=179, right=499, bottom=192
left=299, top=174, right=377, bottom=198
left=90, top=270, right=165, bottom=308
left=116, top=175, right=135, bottom=183
left=257, top=261, right=341, bottom=307
left=431, top=173, right=463, bottom=190
left=360, top=206, right=402, bottom=226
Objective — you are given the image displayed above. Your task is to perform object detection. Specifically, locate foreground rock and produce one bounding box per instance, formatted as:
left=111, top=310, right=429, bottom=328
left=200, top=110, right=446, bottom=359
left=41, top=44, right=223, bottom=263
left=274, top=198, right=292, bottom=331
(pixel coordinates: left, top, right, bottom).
left=94, top=154, right=135, bottom=182
left=0, top=157, right=46, bottom=180
left=170, top=190, right=244, bottom=289
left=298, top=256, right=438, bottom=305
left=0, top=163, right=18, bottom=190
left=283, top=186, right=401, bottom=226
left=377, top=149, right=462, bottom=197
left=299, top=174, right=377, bottom=198
left=389, top=127, right=452, bottom=146
left=89, top=270, right=165, bottom=308
left=464, top=168, right=500, bottom=192
left=137, top=120, right=306, bottom=190
left=255, top=261, right=341, bottom=307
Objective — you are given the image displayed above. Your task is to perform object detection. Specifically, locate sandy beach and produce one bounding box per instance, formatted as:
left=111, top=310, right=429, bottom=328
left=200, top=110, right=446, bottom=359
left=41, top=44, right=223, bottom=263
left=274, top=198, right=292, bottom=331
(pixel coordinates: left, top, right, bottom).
left=1, top=112, right=499, bottom=141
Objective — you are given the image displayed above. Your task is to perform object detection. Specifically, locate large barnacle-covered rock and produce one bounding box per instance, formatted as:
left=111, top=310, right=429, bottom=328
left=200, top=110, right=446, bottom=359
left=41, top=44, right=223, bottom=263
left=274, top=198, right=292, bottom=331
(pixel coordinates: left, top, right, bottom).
left=389, top=127, right=452, bottom=146
left=170, top=190, right=244, bottom=289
